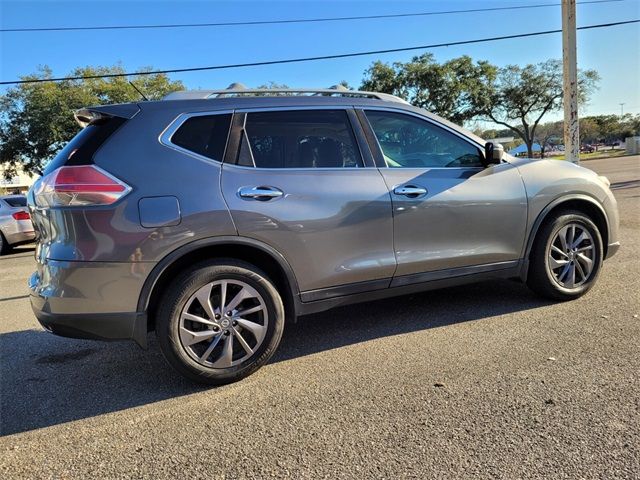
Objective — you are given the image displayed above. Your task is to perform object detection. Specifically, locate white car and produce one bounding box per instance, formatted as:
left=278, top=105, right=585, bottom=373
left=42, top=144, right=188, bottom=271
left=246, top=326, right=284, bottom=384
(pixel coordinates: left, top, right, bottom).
left=0, top=195, right=35, bottom=254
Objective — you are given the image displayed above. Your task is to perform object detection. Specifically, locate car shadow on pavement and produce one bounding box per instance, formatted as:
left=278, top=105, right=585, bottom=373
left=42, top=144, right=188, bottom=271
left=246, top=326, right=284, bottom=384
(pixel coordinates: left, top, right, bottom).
left=0, top=246, right=35, bottom=260
left=0, top=279, right=550, bottom=436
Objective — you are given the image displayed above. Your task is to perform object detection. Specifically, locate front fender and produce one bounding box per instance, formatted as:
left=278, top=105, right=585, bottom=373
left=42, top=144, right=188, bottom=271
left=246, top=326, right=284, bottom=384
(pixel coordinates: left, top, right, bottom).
left=515, top=159, right=618, bottom=278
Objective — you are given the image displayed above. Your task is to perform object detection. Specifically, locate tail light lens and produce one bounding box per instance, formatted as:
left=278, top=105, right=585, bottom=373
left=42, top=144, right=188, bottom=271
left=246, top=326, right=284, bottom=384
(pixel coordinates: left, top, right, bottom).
left=34, top=165, right=131, bottom=207
left=12, top=211, right=31, bottom=220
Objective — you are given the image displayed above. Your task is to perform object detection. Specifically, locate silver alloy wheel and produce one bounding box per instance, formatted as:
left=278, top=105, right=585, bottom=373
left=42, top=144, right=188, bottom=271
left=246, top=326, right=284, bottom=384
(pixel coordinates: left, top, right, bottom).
left=547, top=223, right=596, bottom=289
left=179, top=279, right=268, bottom=368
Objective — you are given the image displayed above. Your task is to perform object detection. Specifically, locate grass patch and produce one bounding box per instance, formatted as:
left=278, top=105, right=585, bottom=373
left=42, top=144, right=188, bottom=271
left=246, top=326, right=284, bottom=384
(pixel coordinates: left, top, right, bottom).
left=548, top=149, right=629, bottom=161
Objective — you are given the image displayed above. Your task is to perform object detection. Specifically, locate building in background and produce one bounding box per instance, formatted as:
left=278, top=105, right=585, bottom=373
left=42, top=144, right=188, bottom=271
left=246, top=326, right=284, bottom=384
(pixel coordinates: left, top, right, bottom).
left=0, top=164, right=36, bottom=195
left=625, top=136, right=640, bottom=155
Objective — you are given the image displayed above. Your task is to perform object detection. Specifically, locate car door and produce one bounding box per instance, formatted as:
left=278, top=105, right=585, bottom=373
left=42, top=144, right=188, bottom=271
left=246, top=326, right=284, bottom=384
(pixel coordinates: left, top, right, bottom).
left=358, top=109, right=528, bottom=285
left=221, top=107, right=395, bottom=300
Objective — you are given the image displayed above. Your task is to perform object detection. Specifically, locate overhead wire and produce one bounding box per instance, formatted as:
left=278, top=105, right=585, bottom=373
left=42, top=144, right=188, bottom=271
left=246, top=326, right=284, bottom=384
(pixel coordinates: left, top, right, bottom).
left=0, top=0, right=622, bottom=33
left=1, top=20, right=638, bottom=86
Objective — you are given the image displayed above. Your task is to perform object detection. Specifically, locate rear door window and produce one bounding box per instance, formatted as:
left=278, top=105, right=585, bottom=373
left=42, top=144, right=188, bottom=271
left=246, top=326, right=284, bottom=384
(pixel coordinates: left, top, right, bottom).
left=170, top=113, right=232, bottom=162
left=238, top=110, right=363, bottom=168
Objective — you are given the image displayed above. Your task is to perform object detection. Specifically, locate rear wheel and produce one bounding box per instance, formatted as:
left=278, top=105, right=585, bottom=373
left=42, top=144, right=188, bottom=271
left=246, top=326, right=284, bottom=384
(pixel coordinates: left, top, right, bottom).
left=0, top=232, right=11, bottom=255
left=527, top=210, right=603, bottom=300
left=156, top=259, right=285, bottom=385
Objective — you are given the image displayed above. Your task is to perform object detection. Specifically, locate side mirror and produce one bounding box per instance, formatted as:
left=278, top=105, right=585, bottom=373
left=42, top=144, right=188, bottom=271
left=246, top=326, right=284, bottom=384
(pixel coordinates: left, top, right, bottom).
left=484, top=142, right=504, bottom=166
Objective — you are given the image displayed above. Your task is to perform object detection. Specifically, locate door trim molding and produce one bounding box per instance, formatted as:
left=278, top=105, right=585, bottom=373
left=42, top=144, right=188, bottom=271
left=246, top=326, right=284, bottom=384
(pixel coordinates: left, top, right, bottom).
left=390, top=260, right=520, bottom=288
left=300, top=260, right=521, bottom=304
left=297, top=261, right=523, bottom=316
left=300, top=277, right=391, bottom=302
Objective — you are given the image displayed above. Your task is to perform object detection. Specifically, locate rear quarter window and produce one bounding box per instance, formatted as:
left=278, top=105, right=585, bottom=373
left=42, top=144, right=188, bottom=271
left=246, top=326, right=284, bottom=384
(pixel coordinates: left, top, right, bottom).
left=169, top=114, right=232, bottom=162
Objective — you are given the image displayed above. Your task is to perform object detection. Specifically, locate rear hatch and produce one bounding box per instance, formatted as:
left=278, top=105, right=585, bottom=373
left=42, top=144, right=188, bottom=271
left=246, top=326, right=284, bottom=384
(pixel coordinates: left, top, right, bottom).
left=27, top=104, right=139, bottom=260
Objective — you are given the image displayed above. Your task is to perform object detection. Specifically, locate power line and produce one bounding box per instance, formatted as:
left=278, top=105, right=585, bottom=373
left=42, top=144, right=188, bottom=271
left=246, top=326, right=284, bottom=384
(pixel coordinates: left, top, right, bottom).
left=0, top=0, right=622, bottom=33
left=1, top=19, right=638, bottom=86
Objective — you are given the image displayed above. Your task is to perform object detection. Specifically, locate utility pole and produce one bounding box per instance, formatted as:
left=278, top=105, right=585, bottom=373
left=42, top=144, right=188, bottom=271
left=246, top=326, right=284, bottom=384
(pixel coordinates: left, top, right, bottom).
left=619, top=103, right=625, bottom=116
left=562, top=0, right=579, bottom=164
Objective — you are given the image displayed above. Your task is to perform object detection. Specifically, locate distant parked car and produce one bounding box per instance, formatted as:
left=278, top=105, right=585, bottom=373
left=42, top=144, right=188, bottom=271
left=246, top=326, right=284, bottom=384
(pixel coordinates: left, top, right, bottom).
left=581, top=144, right=595, bottom=153
left=0, top=195, right=35, bottom=254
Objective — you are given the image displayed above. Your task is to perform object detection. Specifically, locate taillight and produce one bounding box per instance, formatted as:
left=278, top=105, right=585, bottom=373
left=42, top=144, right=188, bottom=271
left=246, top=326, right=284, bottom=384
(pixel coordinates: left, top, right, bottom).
left=12, top=211, right=30, bottom=220
left=34, top=165, right=131, bottom=207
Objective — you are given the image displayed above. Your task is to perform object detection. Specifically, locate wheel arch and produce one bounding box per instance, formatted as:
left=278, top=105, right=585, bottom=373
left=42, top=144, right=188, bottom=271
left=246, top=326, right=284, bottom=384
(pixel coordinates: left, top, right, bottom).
left=139, top=236, right=301, bottom=331
left=521, top=194, right=609, bottom=278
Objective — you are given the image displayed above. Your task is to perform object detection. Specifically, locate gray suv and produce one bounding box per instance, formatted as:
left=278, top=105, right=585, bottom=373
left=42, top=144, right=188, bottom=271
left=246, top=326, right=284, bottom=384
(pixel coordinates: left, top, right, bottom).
left=27, top=88, right=620, bottom=384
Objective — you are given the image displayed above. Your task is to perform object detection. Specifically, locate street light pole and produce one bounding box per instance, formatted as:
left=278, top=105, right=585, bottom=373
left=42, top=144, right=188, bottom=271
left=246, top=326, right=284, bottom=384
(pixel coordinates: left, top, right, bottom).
left=562, top=0, right=579, bottom=164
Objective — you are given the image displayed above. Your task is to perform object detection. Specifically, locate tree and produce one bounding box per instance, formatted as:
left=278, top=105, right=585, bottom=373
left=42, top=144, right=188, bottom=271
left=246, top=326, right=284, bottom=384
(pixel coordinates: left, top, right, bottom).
left=534, top=120, right=563, bottom=158
left=256, top=81, right=289, bottom=90
left=481, top=59, right=599, bottom=158
left=0, top=65, right=183, bottom=177
left=361, top=54, right=497, bottom=125
left=579, top=117, right=600, bottom=146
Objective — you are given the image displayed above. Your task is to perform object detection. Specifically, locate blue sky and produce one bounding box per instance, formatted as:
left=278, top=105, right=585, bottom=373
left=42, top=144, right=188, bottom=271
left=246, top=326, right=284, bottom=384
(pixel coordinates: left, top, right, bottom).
left=1, top=0, right=639, bottom=123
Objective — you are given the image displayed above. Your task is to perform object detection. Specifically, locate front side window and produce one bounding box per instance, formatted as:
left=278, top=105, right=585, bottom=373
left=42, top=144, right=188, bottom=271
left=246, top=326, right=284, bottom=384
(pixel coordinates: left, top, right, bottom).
left=239, top=110, right=363, bottom=168
left=170, top=113, right=232, bottom=162
left=365, top=110, right=483, bottom=168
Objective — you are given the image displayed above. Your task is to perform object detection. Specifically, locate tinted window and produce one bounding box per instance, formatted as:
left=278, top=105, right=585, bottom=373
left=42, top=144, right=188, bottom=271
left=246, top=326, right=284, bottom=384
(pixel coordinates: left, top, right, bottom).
left=4, top=196, right=27, bottom=207
left=44, top=116, right=126, bottom=175
left=365, top=111, right=483, bottom=168
left=240, top=110, right=362, bottom=168
left=171, top=114, right=232, bottom=162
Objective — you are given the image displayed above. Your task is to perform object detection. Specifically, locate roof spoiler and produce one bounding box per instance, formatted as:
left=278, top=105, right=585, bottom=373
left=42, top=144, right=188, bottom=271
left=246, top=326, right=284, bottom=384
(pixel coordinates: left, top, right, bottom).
left=74, top=103, right=140, bottom=127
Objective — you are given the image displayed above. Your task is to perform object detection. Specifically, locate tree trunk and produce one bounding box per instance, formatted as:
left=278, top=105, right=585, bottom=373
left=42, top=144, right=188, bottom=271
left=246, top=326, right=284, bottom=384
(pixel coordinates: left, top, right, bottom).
left=526, top=140, right=534, bottom=158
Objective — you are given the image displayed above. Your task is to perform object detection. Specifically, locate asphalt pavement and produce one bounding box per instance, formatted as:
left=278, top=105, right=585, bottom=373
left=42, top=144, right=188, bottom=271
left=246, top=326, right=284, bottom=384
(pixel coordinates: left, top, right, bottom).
left=1, top=156, right=639, bottom=479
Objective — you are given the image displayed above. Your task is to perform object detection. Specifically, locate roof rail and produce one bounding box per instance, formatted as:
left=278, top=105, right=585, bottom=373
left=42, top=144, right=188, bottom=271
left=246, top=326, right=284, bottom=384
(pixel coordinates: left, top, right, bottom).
left=162, top=88, right=409, bottom=104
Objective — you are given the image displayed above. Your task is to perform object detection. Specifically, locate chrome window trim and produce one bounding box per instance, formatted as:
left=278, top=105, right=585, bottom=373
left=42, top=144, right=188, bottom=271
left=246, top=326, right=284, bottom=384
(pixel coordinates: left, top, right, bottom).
left=235, top=105, right=357, bottom=113
left=223, top=162, right=373, bottom=173
left=234, top=106, right=370, bottom=171
left=357, top=106, right=486, bottom=171
left=158, top=109, right=234, bottom=166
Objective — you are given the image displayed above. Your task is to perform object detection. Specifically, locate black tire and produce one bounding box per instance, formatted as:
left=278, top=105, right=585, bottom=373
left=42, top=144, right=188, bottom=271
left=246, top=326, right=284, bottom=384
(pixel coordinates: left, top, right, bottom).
left=156, top=259, right=285, bottom=385
left=0, top=232, right=11, bottom=255
left=527, top=210, right=603, bottom=301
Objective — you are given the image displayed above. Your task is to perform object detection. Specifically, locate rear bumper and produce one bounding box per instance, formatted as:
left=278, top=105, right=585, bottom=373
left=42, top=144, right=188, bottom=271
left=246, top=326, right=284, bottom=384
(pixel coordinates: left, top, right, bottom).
left=32, top=306, right=148, bottom=348
left=5, top=229, right=35, bottom=246
left=28, top=259, right=152, bottom=348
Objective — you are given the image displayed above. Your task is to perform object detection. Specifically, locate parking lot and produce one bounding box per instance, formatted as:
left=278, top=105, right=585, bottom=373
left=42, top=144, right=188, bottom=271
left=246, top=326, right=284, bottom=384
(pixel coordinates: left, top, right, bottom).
left=1, top=156, right=638, bottom=478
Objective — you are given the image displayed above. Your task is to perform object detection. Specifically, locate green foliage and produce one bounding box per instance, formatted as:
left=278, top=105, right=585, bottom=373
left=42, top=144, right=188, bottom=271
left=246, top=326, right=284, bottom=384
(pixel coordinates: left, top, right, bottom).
left=255, top=81, right=290, bottom=90
left=533, top=120, right=564, bottom=157
left=0, top=65, right=183, bottom=177
left=481, top=59, right=599, bottom=157
left=580, top=114, right=640, bottom=143
left=361, top=54, right=497, bottom=125
left=361, top=55, right=601, bottom=158
left=252, top=82, right=296, bottom=96
left=477, top=113, right=638, bottom=156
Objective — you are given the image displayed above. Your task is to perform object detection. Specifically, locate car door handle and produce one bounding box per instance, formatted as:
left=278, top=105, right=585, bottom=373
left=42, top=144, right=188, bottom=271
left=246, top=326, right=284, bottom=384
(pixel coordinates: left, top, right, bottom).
left=393, top=185, right=427, bottom=198
left=238, top=186, right=284, bottom=201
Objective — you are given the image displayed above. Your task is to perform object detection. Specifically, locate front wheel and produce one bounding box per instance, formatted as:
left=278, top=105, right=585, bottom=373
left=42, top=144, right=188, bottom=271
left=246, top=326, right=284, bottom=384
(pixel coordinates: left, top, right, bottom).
left=156, top=259, right=285, bottom=385
left=527, top=211, right=603, bottom=301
